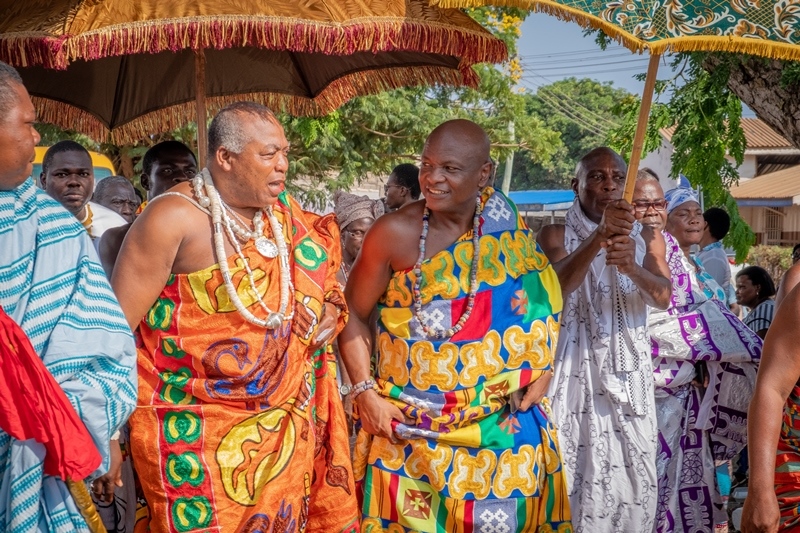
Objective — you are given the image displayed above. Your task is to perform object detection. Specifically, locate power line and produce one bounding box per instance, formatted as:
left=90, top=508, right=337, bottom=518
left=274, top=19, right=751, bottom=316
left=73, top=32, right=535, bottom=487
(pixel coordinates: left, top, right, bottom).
left=518, top=47, right=641, bottom=59
left=518, top=52, right=636, bottom=65
left=531, top=89, right=608, bottom=136
left=518, top=58, right=650, bottom=71
left=523, top=72, right=623, bottom=129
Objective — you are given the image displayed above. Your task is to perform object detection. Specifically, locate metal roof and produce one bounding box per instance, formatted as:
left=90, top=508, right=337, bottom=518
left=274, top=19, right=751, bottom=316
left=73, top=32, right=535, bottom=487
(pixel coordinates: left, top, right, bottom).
left=662, top=118, right=795, bottom=152
left=508, top=190, right=575, bottom=211
left=730, top=164, right=800, bottom=206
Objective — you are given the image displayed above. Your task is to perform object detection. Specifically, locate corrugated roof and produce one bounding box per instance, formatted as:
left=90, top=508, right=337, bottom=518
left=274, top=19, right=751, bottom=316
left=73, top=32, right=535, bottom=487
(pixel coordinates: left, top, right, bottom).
left=508, top=189, right=574, bottom=210
left=662, top=118, right=793, bottom=151
left=730, top=165, right=800, bottom=199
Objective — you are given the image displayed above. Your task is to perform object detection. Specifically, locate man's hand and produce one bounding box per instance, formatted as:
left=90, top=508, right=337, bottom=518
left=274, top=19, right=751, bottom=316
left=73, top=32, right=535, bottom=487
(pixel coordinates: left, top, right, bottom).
left=310, top=302, right=338, bottom=351
left=355, top=389, right=413, bottom=444
left=92, top=440, right=123, bottom=503
left=741, top=492, right=781, bottom=533
left=604, top=235, right=637, bottom=275
left=519, top=371, right=553, bottom=411
left=598, top=199, right=636, bottom=239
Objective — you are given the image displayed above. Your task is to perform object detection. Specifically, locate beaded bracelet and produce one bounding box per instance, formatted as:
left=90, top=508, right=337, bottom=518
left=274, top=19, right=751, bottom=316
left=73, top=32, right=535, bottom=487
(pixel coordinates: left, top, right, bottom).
left=344, top=378, right=377, bottom=401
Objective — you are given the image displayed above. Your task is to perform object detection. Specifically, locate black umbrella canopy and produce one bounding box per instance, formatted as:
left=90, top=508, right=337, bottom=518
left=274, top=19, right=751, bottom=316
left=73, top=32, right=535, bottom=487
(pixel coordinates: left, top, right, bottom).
left=20, top=46, right=465, bottom=144
left=1, top=0, right=507, bottom=150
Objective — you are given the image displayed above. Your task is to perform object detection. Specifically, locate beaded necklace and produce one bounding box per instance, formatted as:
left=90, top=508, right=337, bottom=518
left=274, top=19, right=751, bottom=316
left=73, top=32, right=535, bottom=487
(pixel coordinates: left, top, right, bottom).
left=412, top=194, right=482, bottom=339
left=193, top=169, right=293, bottom=329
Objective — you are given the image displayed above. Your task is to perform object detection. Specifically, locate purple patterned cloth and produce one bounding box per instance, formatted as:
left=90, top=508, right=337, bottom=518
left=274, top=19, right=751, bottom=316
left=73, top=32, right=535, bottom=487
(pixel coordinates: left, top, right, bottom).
left=651, top=233, right=761, bottom=533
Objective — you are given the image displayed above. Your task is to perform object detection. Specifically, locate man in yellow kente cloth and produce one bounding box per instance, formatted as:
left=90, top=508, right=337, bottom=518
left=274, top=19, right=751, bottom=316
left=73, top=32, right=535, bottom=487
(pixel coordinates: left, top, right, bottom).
left=338, top=119, right=572, bottom=533
left=111, top=102, right=359, bottom=532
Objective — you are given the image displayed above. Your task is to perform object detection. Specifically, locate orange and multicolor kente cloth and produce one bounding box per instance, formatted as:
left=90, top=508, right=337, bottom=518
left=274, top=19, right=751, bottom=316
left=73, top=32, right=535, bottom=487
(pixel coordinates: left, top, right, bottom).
left=355, top=188, right=572, bottom=533
left=129, top=191, right=360, bottom=533
left=775, top=383, right=800, bottom=530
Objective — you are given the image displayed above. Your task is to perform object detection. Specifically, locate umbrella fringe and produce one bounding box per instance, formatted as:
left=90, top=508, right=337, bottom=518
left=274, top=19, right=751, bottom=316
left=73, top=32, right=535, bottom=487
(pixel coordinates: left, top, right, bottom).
left=2, top=16, right=507, bottom=70
left=434, top=0, right=800, bottom=62
left=32, top=65, right=478, bottom=145
left=0, top=34, right=66, bottom=69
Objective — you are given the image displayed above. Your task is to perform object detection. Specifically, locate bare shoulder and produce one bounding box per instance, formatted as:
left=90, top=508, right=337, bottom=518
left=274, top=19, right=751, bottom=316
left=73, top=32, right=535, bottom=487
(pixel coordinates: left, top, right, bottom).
left=363, top=200, right=424, bottom=271
left=777, top=262, right=800, bottom=306
left=98, top=223, right=131, bottom=277
left=537, top=223, right=565, bottom=248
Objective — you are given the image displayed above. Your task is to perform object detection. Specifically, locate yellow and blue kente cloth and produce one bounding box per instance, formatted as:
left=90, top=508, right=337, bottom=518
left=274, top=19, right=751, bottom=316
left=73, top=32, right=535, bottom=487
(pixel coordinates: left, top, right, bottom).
left=355, top=187, right=572, bottom=533
left=0, top=177, right=137, bottom=532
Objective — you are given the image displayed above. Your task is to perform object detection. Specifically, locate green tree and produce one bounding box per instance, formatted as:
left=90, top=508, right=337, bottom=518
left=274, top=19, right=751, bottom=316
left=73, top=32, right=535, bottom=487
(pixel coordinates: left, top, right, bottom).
left=33, top=7, right=562, bottom=208
left=605, top=53, right=754, bottom=262
left=504, top=78, right=630, bottom=190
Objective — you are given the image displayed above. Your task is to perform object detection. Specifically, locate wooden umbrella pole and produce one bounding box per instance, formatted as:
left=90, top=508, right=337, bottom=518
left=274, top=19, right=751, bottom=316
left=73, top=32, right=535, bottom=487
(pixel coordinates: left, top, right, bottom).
left=622, top=53, right=661, bottom=203
left=195, top=49, right=208, bottom=168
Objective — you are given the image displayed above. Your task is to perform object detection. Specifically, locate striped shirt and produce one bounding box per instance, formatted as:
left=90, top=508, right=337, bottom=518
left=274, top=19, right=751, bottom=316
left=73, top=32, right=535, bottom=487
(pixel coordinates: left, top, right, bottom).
left=1, top=178, right=137, bottom=532
left=744, top=298, right=776, bottom=334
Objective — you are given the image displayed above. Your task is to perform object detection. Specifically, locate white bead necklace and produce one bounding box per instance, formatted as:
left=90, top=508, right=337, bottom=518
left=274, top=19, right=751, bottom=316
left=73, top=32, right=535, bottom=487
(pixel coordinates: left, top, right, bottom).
left=193, top=169, right=293, bottom=329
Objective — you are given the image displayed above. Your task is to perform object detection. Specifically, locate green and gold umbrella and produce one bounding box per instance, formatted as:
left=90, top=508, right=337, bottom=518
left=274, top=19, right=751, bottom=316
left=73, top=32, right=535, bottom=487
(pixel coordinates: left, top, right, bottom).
left=430, top=0, right=800, bottom=200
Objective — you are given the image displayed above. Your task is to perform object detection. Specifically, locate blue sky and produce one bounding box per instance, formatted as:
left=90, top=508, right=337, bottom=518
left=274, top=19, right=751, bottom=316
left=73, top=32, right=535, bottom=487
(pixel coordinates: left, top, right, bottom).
left=515, top=13, right=755, bottom=116
left=516, top=13, right=651, bottom=95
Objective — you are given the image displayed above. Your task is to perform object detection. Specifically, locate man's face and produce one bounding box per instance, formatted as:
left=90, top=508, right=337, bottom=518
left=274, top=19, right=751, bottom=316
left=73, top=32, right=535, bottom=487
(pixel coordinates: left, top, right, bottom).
left=384, top=173, right=406, bottom=210
left=98, top=181, right=139, bottom=223
left=143, top=149, right=198, bottom=199
left=572, top=152, right=626, bottom=223
left=343, top=217, right=375, bottom=260
left=419, top=133, right=490, bottom=213
left=0, top=83, right=41, bottom=191
left=222, top=116, right=289, bottom=208
left=666, top=201, right=704, bottom=248
left=632, top=180, right=667, bottom=230
left=41, top=151, right=94, bottom=216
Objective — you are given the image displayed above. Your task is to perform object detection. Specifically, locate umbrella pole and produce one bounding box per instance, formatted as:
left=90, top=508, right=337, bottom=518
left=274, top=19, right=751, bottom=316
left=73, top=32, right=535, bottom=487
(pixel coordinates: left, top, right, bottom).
left=195, top=49, right=208, bottom=168
left=66, top=479, right=108, bottom=533
left=622, top=53, right=661, bottom=203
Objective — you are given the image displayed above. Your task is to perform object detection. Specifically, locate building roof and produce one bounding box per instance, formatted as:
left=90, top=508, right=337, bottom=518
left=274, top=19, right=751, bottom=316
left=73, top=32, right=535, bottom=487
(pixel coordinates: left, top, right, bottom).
left=508, top=189, right=574, bottom=211
left=730, top=164, right=800, bottom=206
left=662, top=118, right=794, bottom=152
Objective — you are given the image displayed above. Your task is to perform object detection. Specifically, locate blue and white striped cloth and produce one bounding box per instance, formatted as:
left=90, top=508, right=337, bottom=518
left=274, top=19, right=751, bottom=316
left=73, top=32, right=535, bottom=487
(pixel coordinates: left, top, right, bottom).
left=0, top=178, right=137, bottom=532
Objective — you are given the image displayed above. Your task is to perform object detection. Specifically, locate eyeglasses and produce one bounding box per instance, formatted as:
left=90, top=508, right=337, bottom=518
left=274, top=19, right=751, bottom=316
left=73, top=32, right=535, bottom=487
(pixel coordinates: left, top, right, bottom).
left=383, top=184, right=406, bottom=193
left=345, top=229, right=366, bottom=239
left=633, top=199, right=667, bottom=212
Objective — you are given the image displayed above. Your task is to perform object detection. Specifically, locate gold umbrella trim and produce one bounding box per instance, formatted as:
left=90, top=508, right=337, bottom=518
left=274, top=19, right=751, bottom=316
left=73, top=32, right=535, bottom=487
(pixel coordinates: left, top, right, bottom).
left=431, top=0, right=800, bottom=62
left=31, top=64, right=476, bottom=145
left=1, top=16, right=507, bottom=70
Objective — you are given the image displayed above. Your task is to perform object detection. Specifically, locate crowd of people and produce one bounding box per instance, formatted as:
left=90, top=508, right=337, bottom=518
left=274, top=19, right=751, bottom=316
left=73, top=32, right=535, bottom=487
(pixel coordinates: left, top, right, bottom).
left=0, top=58, right=797, bottom=533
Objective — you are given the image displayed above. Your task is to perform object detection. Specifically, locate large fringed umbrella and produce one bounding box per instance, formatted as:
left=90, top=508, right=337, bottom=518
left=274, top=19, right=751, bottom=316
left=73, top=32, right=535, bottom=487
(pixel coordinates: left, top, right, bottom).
left=430, top=0, right=800, bottom=201
left=0, top=0, right=507, bottom=163
left=0, top=307, right=107, bottom=533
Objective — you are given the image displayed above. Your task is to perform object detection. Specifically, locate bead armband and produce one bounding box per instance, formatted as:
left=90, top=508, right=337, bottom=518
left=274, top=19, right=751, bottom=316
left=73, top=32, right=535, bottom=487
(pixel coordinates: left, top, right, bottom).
left=340, top=378, right=376, bottom=400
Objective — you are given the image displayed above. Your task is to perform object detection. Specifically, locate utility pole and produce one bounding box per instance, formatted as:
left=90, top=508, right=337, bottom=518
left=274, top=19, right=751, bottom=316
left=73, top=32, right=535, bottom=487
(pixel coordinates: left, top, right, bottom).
left=501, top=121, right=515, bottom=195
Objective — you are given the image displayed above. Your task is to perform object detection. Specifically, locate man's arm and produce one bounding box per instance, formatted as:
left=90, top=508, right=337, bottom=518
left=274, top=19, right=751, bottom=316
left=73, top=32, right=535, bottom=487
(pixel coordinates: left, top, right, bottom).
left=97, top=224, right=129, bottom=279
left=777, top=263, right=800, bottom=308
left=607, top=227, right=672, bottom=309
left=338, top=215, right=410, bottom=442
left=537, top=224, right=603, bottom=296
left=741, top=284, right=800, bottom=533
left=110, top=198, right=186, bottom=329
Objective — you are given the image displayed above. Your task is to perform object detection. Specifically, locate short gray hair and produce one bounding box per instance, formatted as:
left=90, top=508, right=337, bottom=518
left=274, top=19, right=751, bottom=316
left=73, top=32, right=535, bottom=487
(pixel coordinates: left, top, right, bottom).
left=208, top=101, right=278, bottom=155
left=94, top=175, right=134, bottom=202
left=0, top=61, right=24, bottom=118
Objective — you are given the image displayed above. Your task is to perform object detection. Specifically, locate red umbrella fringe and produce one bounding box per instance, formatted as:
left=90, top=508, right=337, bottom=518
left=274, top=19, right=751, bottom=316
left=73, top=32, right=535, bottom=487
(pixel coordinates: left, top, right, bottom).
left=431, top=0, right=800, bottom=62
left=0, top=16, right=507, bottom=70
left=30, top=64, right=479, bottom=145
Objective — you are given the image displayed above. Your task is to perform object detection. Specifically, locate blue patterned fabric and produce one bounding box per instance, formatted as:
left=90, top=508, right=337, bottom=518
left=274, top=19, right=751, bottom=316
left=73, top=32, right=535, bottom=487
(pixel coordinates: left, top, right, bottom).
left=0, top=178, right=137, bottom=532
